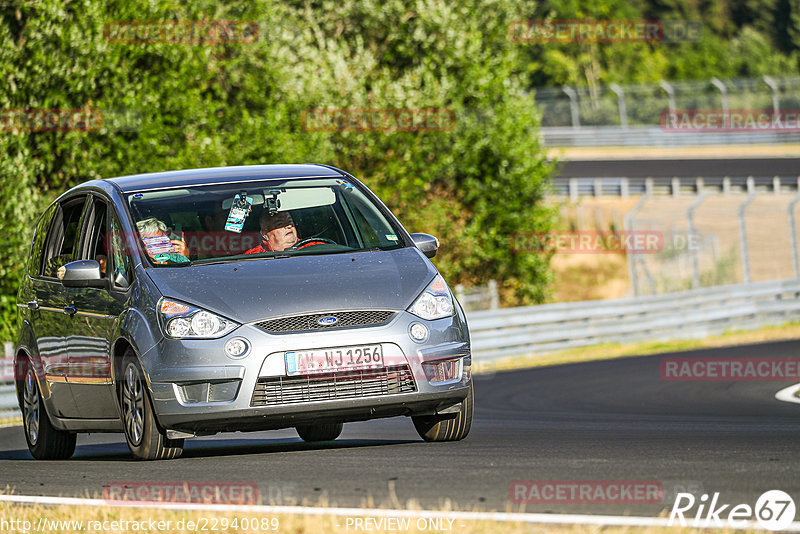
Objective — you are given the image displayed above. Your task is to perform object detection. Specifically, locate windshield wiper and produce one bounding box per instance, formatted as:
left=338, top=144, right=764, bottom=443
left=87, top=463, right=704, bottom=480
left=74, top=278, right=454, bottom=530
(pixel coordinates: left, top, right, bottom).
left=156, top=259, right=193, bottom=267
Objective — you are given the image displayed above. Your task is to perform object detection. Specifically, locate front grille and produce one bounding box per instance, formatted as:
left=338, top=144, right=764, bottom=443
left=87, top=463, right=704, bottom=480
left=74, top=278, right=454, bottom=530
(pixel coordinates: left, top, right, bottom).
left=251, top=365, right=416, bottom=406
left=254, top=310, right=395, bottom=334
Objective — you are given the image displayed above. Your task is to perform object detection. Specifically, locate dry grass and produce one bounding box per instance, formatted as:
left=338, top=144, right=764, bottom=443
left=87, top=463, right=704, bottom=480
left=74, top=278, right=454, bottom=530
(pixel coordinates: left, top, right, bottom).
left=0, top=415, right=20, bottom=427
left=0, top=500, right=766, bottom=533
left=473, top=321, right=800, bottom=375
left=545, top=197, right=639, bottom=302
left=550, top=253, right=630, bottom=301
left=545, top=194, right=800, bottom=301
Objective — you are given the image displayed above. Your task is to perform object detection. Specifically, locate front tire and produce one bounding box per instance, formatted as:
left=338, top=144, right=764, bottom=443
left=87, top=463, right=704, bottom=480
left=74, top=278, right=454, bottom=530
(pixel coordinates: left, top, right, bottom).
left=21, top=362, right=76, bottom=460
left=412, top=381, right=474, bottom=442
left=120, top=351, right=183, bottom=460
left=295, top=422, right=343, bottom=442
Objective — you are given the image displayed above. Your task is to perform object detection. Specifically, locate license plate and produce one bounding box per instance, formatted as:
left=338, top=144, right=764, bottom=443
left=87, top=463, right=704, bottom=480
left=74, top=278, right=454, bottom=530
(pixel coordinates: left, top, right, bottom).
left=285, top=344, right=384, bottom=375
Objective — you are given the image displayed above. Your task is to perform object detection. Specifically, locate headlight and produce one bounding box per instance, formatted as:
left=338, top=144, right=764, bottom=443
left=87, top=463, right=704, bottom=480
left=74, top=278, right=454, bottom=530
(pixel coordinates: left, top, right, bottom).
left=159, top=299, right=238, bottom=339
left=408, top=275, right=455, bottom=320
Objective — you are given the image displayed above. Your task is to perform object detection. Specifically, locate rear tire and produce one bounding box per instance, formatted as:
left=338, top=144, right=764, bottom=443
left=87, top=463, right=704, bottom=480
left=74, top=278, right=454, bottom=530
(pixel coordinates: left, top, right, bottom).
left=412, top=381, right=474, bottom=442
left=21, top=362, right=76, bottom=460
left=295, top=422, right=343, bottom=442
left=120, top=351, right=183, bottom=460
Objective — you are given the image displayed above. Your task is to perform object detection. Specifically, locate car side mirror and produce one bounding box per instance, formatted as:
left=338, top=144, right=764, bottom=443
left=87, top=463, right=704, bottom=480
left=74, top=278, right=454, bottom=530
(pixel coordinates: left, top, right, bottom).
left=410, top=233, right=439, bottom=259
left=113, top=271, right=130, bottom=289
left=59, top=260, right=107, bottom=289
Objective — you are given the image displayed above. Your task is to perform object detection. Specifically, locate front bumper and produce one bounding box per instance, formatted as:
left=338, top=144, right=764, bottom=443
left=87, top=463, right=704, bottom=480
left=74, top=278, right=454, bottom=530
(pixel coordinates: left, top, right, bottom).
left=140, top=310, right=471, bottom=434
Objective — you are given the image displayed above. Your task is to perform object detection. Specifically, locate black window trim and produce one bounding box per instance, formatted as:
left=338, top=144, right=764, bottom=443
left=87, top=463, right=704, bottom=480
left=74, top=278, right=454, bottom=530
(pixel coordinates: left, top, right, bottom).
left=79, top=192, right=135, bottom=292
left=27, top=202, right=58, bottom=280
left=38, top=194, right=90, bottom=281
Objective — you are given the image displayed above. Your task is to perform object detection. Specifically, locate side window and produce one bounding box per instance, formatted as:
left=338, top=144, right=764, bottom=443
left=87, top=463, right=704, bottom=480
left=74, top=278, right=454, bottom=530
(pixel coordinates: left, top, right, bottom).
left=348, top=205, right=381, bottom=247
left=41, top=196, right=88, bottom=278
left=28, top=203, right=58, bottom=278
left=80, top=198, right=108, bottom=278
left=109, top=210, right=133, bottom=288
left=342, top=194, right=390, bottom=248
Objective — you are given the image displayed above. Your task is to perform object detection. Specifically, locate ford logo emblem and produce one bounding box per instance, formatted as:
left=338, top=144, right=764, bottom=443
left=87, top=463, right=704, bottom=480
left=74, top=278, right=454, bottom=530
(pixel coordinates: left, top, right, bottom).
left=317, top=316, right=338, bottom=326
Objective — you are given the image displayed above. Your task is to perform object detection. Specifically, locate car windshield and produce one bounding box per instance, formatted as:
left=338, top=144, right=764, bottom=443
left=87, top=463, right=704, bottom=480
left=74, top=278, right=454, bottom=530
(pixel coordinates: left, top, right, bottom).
left=124, top=177, right=405, bottom=266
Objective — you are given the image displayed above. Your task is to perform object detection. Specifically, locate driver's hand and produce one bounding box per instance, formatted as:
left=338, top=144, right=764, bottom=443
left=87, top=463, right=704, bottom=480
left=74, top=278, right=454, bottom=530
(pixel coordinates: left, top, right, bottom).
left=171, top=239, right=189, bottom=258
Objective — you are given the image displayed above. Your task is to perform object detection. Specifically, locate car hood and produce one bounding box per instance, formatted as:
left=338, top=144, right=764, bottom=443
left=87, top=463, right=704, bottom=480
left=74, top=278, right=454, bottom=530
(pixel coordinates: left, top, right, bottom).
left=144, top=247, right=438, bottom=323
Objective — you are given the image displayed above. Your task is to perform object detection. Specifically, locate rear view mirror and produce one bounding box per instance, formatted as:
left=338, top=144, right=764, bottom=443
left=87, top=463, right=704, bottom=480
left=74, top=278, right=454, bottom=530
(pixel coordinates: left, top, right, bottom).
left=411, top=233, right=439, bottom=258
left=59, top=260, right=107, bottom=289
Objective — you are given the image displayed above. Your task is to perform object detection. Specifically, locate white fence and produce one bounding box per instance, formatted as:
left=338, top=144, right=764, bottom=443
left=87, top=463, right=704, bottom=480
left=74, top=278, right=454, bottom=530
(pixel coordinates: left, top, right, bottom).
left=468, top=278, right=800, bottom=361
left=540, top=126, right=800, bottom=147
left=537, top=76, right=800, bottom=128
left=536, top=76, right=800, bottom=146
left=553, top=176, right=800, bottom=198
left=454, top=280, right=499, bottom=312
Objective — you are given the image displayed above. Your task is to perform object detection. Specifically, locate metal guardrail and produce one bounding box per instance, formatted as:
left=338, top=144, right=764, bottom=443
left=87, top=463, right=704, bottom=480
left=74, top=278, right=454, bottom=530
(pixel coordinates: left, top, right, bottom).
left=2, top=279, right=799, bottom=414
left=468, top=278, right=800, bottom=361
left=541, top=126, right=800, bottom=147
left=455, top=280, right=500, bottom=312
left=553, top=175, right=800, bottom=198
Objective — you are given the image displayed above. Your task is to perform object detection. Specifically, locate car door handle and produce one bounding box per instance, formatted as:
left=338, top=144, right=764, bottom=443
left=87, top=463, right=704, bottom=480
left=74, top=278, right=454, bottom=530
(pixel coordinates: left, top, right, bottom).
left=64, top=305, right=77, bottom=316
left=27, top=301, right=39, bottom=311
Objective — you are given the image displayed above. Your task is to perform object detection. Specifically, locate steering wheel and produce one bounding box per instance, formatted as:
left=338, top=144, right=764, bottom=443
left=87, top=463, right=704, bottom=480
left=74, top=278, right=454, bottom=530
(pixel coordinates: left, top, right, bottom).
left=289, top=237, right=337, bottom=250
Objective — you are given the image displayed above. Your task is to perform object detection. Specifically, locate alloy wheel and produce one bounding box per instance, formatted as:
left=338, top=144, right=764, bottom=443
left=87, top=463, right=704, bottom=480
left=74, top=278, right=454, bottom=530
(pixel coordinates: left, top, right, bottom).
left=23, top=368, right=39, bottom=445
left=122, top=363, right=145, bottom=446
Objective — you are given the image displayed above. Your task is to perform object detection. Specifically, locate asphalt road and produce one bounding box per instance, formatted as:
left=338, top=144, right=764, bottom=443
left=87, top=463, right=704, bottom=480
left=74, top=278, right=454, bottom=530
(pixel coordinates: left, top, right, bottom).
left=2, top=339, right=800, bottom=516
left=555, top=157, right=800, bottom=178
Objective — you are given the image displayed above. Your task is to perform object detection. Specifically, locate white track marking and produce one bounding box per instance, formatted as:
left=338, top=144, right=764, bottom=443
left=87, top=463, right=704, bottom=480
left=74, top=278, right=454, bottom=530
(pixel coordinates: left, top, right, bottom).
left=1, top=494, right=799, bottom=531
left=775, top=383, right=800, bottom=404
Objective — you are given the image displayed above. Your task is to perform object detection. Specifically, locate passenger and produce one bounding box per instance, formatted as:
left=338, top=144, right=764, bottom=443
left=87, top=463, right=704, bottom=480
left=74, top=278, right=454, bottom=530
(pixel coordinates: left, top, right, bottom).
left=96, top=255, right=107, bottom=275
left=136, top=217, right=190, bottom=263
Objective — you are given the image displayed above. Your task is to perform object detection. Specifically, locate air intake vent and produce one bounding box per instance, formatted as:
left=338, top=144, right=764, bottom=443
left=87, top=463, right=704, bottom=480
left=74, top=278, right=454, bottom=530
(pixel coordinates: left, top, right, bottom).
left=255, top=310, right=395, bottom=334
left=251, top=365, right=416, bottom=406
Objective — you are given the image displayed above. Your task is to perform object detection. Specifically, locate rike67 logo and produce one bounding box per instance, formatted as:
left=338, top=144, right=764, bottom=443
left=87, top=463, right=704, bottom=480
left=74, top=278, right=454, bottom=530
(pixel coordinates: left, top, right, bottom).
left=669, top=490, right=796, bottom=530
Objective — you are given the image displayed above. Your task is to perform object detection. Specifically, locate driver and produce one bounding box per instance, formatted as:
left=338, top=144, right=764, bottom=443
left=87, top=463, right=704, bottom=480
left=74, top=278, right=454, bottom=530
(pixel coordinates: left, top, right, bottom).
left=244, top=211, right=326, bottom=254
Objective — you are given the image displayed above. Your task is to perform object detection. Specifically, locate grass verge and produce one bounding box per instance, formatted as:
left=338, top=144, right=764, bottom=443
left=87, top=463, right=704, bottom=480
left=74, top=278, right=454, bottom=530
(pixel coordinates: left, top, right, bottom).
left=473, top=321, right=800, bottom=375
left=0, top=415, right=20, bottom=427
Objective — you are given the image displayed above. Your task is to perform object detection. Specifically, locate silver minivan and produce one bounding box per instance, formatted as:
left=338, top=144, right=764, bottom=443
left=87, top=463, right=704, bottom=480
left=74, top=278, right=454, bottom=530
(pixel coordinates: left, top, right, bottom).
left=15, top=164, right=473, bottom=460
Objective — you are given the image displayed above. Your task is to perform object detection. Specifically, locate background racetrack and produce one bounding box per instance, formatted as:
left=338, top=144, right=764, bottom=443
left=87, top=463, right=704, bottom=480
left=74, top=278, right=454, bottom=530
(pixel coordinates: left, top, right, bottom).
left=555, top=157, right=800, bottom=178
left=2, top=339, right=799, bottom=517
